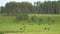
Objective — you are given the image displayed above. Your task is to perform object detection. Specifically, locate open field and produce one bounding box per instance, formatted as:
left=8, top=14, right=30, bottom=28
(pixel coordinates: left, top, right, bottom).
left=0, top=14, right=60, bottom=34
left=1, top=24, right=60, bottom=34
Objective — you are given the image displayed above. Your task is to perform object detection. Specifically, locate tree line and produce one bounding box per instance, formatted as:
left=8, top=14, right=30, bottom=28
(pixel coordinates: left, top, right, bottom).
left=0, top=1, right=60, bottom=15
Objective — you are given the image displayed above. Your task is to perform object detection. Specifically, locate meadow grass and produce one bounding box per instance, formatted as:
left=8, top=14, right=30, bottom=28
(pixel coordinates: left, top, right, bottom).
left=0, top=14, right=60, bottom=34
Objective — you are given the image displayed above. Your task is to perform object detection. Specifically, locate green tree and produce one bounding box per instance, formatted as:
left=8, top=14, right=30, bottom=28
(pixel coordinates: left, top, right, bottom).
left=0, top=7, right=1, bottom=13
left=20, top=2, right=32, bottom=13
left=1, top=1, right=60, bottom=15
left=1, top=6, right=5, bottom=13
left=5, top=2, right=20, bottom=15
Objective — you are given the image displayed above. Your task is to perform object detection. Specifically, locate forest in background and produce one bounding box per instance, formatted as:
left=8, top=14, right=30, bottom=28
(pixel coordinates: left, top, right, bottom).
left=0, top=1, right=60, bottom=16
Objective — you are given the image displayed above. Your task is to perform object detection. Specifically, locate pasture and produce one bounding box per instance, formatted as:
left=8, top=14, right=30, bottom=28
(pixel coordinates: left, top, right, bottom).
left=0, top=14, right=60, bottom=34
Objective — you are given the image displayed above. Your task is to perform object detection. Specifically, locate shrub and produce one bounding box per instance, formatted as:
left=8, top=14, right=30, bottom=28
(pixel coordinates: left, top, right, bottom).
left=52, top=20, right=55, bottom=24
left=39, top=18, right=43, bottom=24
left=28, top=21, right=30, bottom=23
left=22, top=23, right=24, bottom=25
left=31, top=16, right=36, bottom=22
left=44, top=27, right=50, bottom=30
left=44, top=27, right=47, bottom=30
left=47, top=17, right=51, bottom=25
left=48, top=23, right=51, bottom=25
left=16, top=13, right=28, bottom=21
left=31, top=16, right=34, bottom=21
left=39, top=18, right=43, bottom=22
left=23, top=26, right=26, bottom=28
left=47, top=17, right=51, bottom=22
left=23, top=29, right=25, bottom=31
left=39, top=24, right=41, bottom=25
left=0, top=32, right=4, bottom=34
left=47, top=28, right=50, bottom=30
left=20, top=28, right=22, bottom=30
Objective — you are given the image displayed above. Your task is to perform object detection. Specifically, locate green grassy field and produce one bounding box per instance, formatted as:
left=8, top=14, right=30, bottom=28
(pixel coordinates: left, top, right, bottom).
left=0, top=14, right=60, bottom=34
